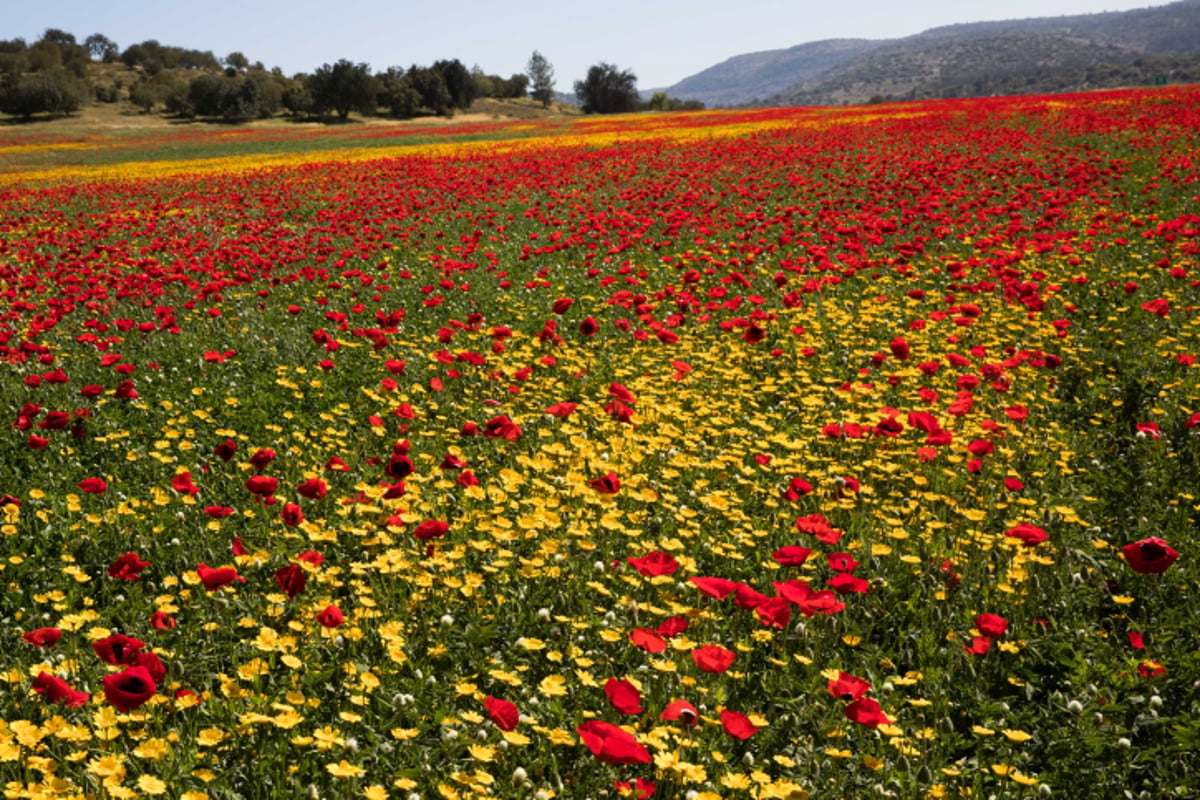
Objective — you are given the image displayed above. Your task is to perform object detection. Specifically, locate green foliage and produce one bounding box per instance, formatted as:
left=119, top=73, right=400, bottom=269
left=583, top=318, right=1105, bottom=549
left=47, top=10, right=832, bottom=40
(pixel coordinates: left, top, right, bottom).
left=120, top=39, right=221, bottom=74
left=306, top=59, right=377, bottom=120
left=377, top=67, right=421, bottom=118
left=225, top=51, right=250, bottom=71
left=0, top=68, right=86, bottom=117
left=527, top=50, right=556, bottom=107
left=406, top=65, right=453, bottom=116
left=432, top=58, right=475, bottom=110
left=574, top=62, right=639, bottom=114
left=185, top=70, right=283, bottom=120
left=85, top=33, right=119, bottom=62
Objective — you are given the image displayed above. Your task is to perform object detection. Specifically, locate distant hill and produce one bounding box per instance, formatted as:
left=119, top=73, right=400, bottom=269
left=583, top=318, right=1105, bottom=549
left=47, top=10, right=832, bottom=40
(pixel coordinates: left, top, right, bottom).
left=663, top=0, right=1200, bottom=107
left=662, top=39, right=883, bottom=107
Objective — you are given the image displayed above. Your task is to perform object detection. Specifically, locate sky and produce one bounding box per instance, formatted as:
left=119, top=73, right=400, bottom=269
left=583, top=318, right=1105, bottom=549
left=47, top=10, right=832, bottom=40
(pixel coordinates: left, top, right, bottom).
left=5, top=0, right=1181, bottom=90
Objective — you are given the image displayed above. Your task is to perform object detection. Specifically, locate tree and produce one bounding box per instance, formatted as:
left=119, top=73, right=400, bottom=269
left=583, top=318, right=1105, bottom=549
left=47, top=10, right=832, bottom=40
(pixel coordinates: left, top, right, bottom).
left=407, top=65, right=452, bottom=116
left=40, top=29, right=77, bottom=48
left=433, top=59, right=474, bottom=110
left=0, top=69, right=86, bottom=118
left=225, top=52, right=249, bottom=71
left=307, top=60, right=377, bottom=119
left=378, top=67, right=421, bottom=117
left=85, top=34, right=119, bottom=62
left=527, top=51, right=555, bottom=107
left=574, top=62, right=638, bottom=114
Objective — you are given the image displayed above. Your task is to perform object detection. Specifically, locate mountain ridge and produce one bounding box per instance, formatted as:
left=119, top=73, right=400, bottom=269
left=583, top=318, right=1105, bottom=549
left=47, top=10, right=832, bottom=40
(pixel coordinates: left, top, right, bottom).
left=662, top=0, right=1200, bottom=107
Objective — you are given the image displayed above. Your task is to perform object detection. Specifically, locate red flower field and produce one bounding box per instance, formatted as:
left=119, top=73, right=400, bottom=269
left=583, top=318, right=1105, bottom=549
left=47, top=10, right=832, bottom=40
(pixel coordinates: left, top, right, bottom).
left=1, top=88, right=1198, bottom=798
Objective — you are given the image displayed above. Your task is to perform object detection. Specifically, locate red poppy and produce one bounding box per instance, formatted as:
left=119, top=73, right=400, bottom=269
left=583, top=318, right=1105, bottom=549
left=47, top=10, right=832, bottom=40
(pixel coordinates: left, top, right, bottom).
left=964, top=636, right=992, bottom=655
left=27, top=434, right=49, bottom=450
left=1141, top=298, right=1170, bottom=318
left=844, top=697, right=892, bottom=728
left=720, top=709, right=759, bottom=739
left=316, top=605, right=344, bottom=629
left=296, top=478, right=327, bottom=499
left=889, top=336, right=911, bottom=360
left=196, top=562, right=246, bottom=590
left=690, top=576, right=738, bottom=599
left=589, top=472, right=621, bottom=495
left=1135, top=421, right=1162, bottom=439
left=440, top=453, right=467, bottom=470
left=23, top=627, right=62, bottom=647
left=545, top=401, right=578, bottom=418
left=32, top=672, right=89, bottom=707
left=171, top=471, right=200, bottom=496
left=297, top=550, right=324, bottom=567
left=1003, top=477, right=1025, bottom=492
left=248, top=448, right=276, bottom=472
left=627, top=551, right=678, bottom=576
left=1005, top=523, right=1047, bottom=547
left=281, top=502, right=304, bottom=527
left=413, top=519, right=449, bottom=541
left=1127, top=631, right=1145, bottom=649
left=244, top=475, right=278, bottom=497
left=77, top=477, right=108, bottom=494
left=483, top=695, right=520, bottom=731
left=103, top=665, right=157, bottom=712
left=552, top=297, right=575, bottom=314
left=137, top=651, right=167, bottom=683
left=614, top=778, right=656, bottom=799
left=656, top=615, right=688, bottom=638
left=484, top=414, right=522, bottom=440
left=975, top=613, right=1008, bottom=639
left=756, top=596, right=792, bottom=628
left=795, top=514, right=842, bottom=544
left=1138, top=660, right=1166, bottom=679
left=108, top=552, right=150, bottom=581
left=629, top=628, right=667, bottom=653
left=827, top=573, right=870, bottom=594
left=576, top=720, right=651, bottom=766
left=605, top=400, right=635, bottom=423
left=204, top=506, right=235, bottom=518
left=214, top=439, right=237, bottom=461
left=733, top=582, right=768, bottom=609
left=660, top=699, right=699, bottom=726
left=93, top=633, right=146, bottom=666
left=691, top=644, right=736, bottom=673
left=772, top=545, right=812, bottom=566
left=826, top=552, right=860, bottom=572
left=1122, top=537, right=1179, bottom=574
left=150, top=611, right=176, bottom=631
left=827, top=672, right=871, bottom=702
left=604, top=677, right=644, bottom=714
left=274, top=564, right=307, bottom=599
left=781, top=476, right=813, bottom=501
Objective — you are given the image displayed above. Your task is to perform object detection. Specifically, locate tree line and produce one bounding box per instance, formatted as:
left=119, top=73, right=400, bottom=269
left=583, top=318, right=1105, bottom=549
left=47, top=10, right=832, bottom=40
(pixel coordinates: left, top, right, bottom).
left=1, top=30, right=702, bottom=121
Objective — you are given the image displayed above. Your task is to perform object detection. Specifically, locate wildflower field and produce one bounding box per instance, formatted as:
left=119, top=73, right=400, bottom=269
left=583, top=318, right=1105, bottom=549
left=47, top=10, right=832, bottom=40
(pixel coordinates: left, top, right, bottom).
left=1, top=88, right=1198, bottom=800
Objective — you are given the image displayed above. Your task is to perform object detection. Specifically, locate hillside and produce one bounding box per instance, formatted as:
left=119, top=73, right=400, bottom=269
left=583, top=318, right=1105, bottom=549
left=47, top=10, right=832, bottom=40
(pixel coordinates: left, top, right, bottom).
left=662, top=39, right=883, bottom=107
left=664, top=0, right=1200, bottom=106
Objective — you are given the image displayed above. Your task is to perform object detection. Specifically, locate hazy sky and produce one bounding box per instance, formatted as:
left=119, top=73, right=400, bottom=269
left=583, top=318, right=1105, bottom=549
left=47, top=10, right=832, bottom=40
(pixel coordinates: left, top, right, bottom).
left=6, top=0, right=1179, bottom=89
